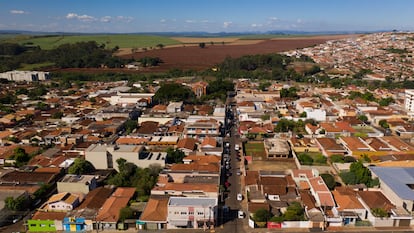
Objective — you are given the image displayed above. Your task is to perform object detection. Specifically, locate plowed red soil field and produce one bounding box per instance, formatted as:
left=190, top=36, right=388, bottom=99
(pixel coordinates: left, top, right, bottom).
left=55, top=35, right=356, bottom=73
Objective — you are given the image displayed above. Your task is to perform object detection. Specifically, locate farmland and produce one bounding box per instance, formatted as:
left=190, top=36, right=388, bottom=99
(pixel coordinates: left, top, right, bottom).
left=6, top=34, right=181, bottom=50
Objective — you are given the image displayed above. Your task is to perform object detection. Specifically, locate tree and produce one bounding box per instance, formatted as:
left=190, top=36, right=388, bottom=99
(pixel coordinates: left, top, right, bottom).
left=119, top=207, right=134, bottom=221
left=283, top=202, right=305, bottom=221
left=330, top=154, right=344, bottom=163
left=68, top=158, right=95, bottom=175
left=153, top=83, right=195, bottom=104
left=166, top=148, right=185, bottom=164
left=156, top=43, right=164, bottom=49
left=297, top=153, right=313, bottom=165
left=124, top=119, right=138, bottom=134
left=378, top=119, right=389, bottom=129
left=253, top=208, right=272, bottom=222
left=313, top=154, right=327, bottom=164
left=11, top=147, right=30, bottom=167
left=357, top=114, right=368, bottom=123
left=5, top=196, right=27, bottom=211
left=199, top=42, right=206, bottom=48
left=371, top=208, right=388, bottom=217
left=320, top=173, right=336, bottom=190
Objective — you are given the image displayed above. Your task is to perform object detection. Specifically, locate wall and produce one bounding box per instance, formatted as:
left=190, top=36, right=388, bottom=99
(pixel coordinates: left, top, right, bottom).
left=27, top=219, right=57, bottom=232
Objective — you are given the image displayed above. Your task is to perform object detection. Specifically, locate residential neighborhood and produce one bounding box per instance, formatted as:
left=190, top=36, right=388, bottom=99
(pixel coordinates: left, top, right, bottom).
left=1, top=33, right=414, bottom=233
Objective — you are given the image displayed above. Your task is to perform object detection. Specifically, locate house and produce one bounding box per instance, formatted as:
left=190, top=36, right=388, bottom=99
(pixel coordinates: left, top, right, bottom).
left=40, top=192, right=80, bottom=212
left=370, top=167, right=414, bottom=216
left=315, top=138, right=347, bottom=157
left=28, top=212, right=67, bottom=232
left=176, top=137, right=198, bottom=155
left=167, top=102, right=183, bottom=113
left=167, top=197, right=217, bottom=229
left=64, top=187, right=114, bottom=232
left=57, top=174, right=97, bottom=195
left=331, top=187, right=366, bottom=226
left=96, top=187, right=136, bottom=230
left=139, top=195, right=169, bottom=230
left=184, top=118, right=221, bottom=138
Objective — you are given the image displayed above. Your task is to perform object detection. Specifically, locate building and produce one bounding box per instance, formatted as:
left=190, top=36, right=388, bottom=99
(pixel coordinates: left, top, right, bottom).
left=167, top=197, right=217, bottom=229
left=264, top=138, right=291, bottom=159
left=405, top=89, right=414, bottom=119
left=85, top=144, right=166, bottom=171
left=370, top=167, right=414, bottom=215
left=0, top=70, right=50, bottom=82
left=96, top=187, right=136, bottom=230
left=57, top=174, right=97, bottom=195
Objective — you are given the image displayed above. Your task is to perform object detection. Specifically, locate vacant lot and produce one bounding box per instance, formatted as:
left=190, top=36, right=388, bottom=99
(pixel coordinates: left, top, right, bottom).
left=244, top=141, right=267, bottom=159
left=247, top=159, right=298, bottom=172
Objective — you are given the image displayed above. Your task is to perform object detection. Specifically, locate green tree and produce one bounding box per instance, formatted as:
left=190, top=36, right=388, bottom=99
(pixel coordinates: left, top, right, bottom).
left=153, top=83, right=195, bottom=104
left=119, top=206, right=134, bottom=221
left=253, top=208, right=272, bottom=222
left=11, top=147, right=30, bottom=167
left=283, top=202, right=305, bottom=221
left=378, top=119, right=389, bottom=129
left=330, top=154, right=344, bottom=163
left=357, top=115, right=368, bottom=123
left=199, top=42, right=206, bottom=48
left=340, top=171, right=358, bottom=185
left=166, top=148, right=185, bottom=164
left=51, top=111, right=64, bottom=119
left=5, top=196, right=27, bottom=211
left=320, top=173, right=336, bottom=190
left=371, top=208, right=388, bottom=217
left=68, top=158, right=95, bottom=175
left=297, top=153, right=313, bottom=165
left=124, top=119, right=138, bottom=134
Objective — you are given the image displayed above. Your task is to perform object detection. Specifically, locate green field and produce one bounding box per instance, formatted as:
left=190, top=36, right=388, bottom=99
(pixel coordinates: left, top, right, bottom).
left=6, top=34, right=181, bottom=50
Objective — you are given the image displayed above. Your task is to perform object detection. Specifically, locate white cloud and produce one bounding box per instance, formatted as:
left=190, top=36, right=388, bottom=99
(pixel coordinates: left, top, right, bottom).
left=268, top=17, right=279, bottom=21
left=160, top=19, right=166, bottom=23
left=66, top=13, right=96, bottom=22
left=116, top=16, right=134, bottom=23
left=223, top=21, right=232, bottom=28
left=100, top=16, right=112, bottom=23
left=297, top=18, right=303, bottom=24
left=185, top=20, right=196, bottom=23
left=251, top=23, right=263, bottom=28
left=10, top=10, right=26, bottom=14
left=201, top=20, right=209, bottom=23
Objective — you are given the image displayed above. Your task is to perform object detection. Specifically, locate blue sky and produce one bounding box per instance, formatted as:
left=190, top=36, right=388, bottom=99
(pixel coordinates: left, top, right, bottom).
left=1, top=0, right=413, bottom=33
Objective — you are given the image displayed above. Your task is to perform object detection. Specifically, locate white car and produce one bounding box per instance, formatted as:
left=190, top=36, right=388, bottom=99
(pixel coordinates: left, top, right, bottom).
left=235, top=144, right=240, bottom=151
left=238, top=210, right=244, bottom=218
left=237, top=193, right=243, bottom=201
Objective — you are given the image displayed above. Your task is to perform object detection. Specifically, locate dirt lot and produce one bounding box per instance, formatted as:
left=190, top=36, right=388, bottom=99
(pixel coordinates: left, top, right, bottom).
left=247, top=159, right=298, bottom=172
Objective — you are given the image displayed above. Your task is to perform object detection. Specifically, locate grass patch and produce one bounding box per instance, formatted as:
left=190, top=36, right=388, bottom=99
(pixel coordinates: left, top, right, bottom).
left=244, top=142, right=266, bottom=159
left=297, top=152, right=327, bottom=165
left=9, top=34, right=181, bottom=50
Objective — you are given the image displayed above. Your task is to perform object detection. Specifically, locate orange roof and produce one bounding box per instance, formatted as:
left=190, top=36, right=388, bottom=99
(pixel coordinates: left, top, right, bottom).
left=96, top=187, right=135, bottom=222
left=184, top=155, right=221, bottom=164
left=153, top=182, right=218, bottom=193
left=170, top=163, right=219, bottom=173
left=0, top=130, right=12, bottom=139
left=200, top=136, right=216, bottom=148
left=332, top=188, right=363, bottom=210
left=140, top=197, right=169, bottom=222
left=177, top=137, right=198, bottom=151
left=116, top=137, right=149, bottom=145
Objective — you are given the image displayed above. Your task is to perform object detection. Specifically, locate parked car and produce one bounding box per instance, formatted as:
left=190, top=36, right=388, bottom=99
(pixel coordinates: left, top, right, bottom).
left=237, top=193, right=243, bottom=201
left=235, top=144, right=240, bottom=151
left=238, top=210, right=244, bottom=218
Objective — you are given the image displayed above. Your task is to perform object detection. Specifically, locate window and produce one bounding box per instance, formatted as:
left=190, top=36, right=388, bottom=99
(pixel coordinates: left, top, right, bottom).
left=50, top=224, right=55, bottom=227
left=197, top=212, right=203, bottom=215
left=40, top=224, right=46, bottom=227
left=180, top=212, right=187, bottom=215
left=30, top=224, right=36, bottom=227
left=189, top=211, right=194, bottom=215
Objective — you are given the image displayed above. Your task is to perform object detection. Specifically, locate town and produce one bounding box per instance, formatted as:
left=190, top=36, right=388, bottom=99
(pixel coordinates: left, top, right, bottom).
left=1, top=31, right=414, bottom=233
